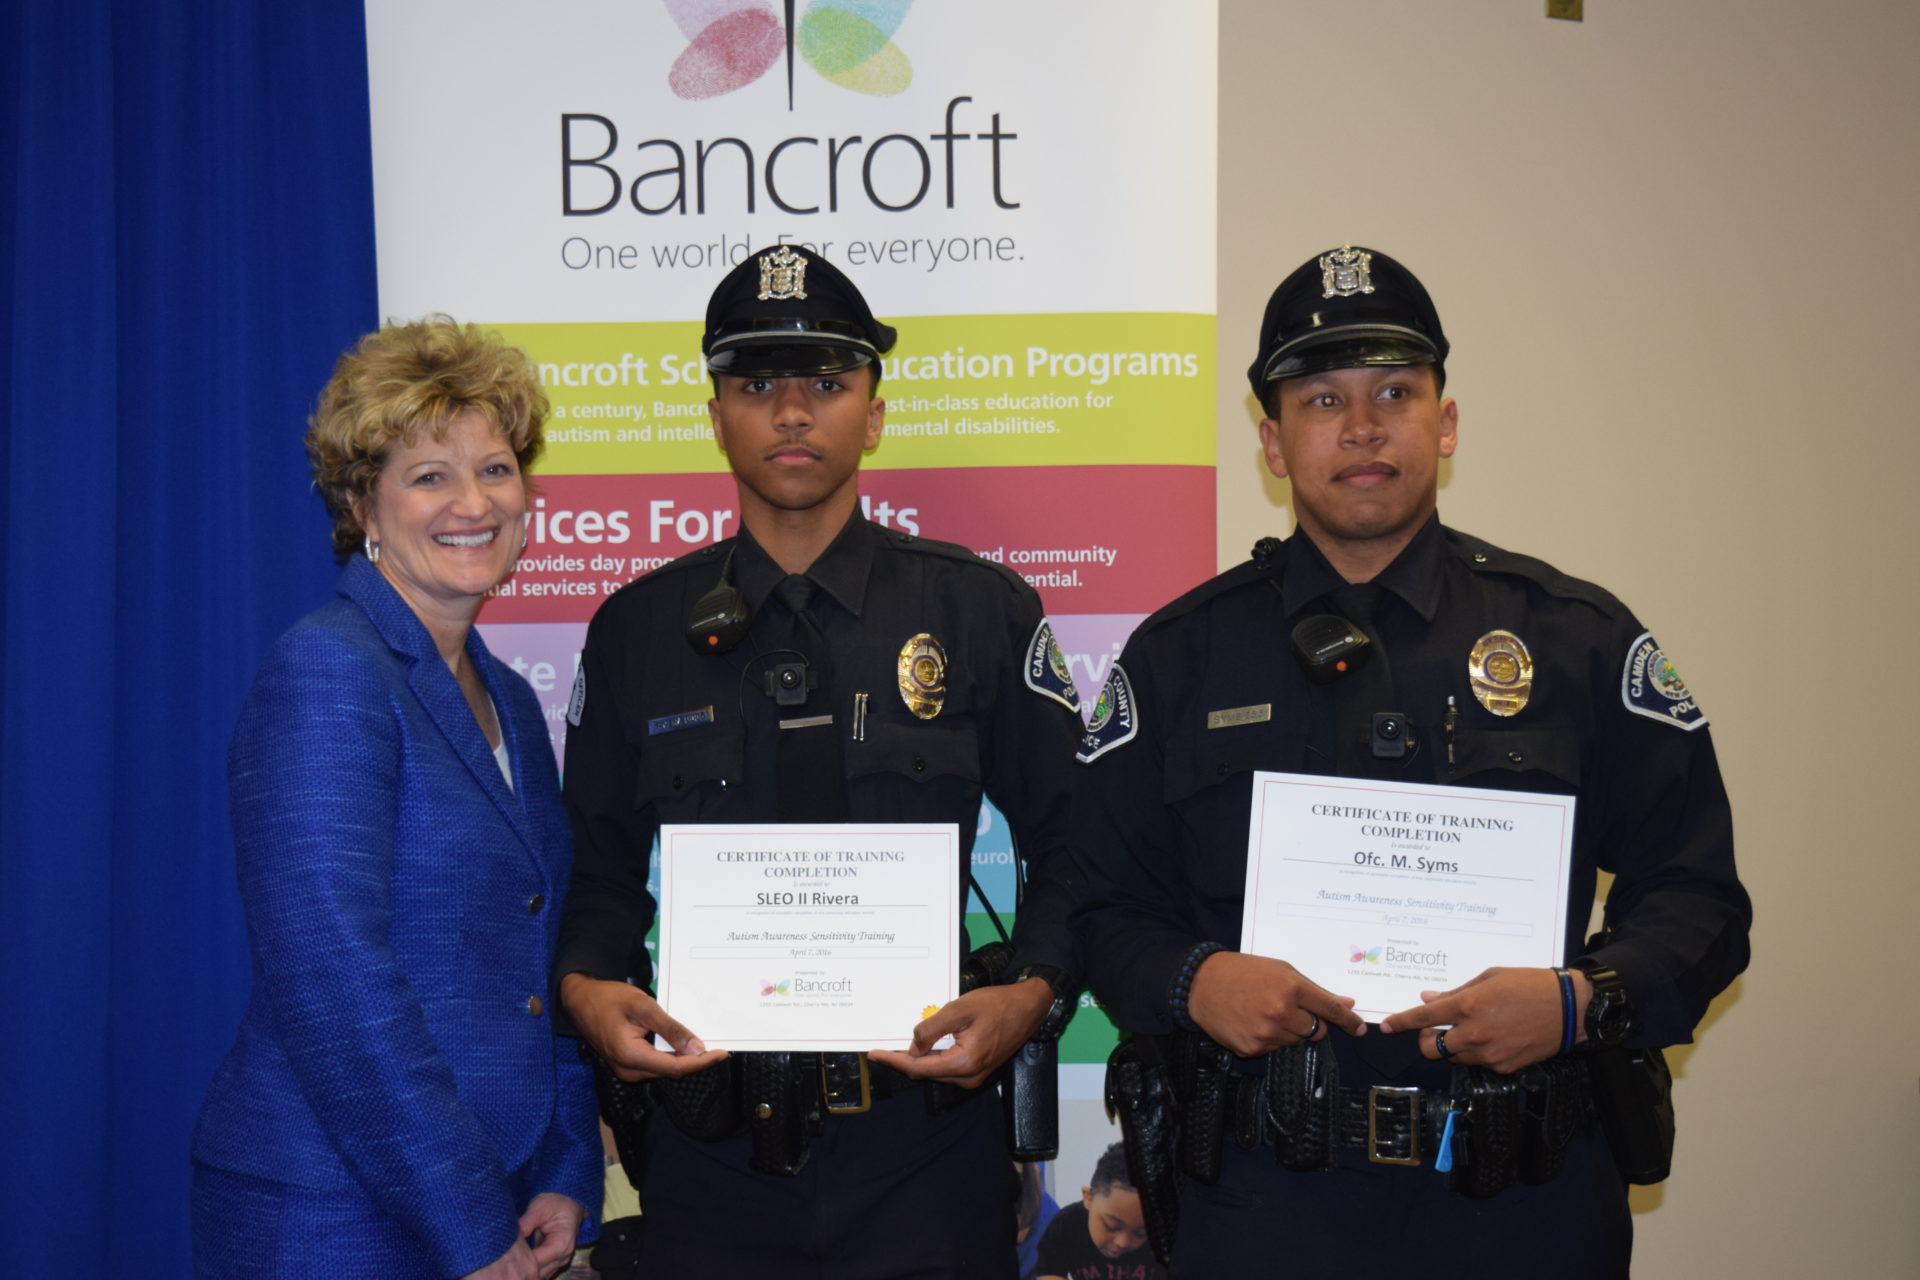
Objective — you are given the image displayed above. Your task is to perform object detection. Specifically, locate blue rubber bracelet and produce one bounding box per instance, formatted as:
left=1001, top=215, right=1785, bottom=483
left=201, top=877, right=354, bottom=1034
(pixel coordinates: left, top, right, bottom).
left=1554, top=967, right=1577, bottom=1056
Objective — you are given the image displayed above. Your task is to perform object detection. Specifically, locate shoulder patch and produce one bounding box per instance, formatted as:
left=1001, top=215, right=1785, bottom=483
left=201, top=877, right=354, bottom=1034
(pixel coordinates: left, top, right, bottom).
left=1023, top=618, right=1080, bottom=712
left=1076, top=662, right=1140, bottom=763
left=1621, top=631, right=1707, bottom=731
left=566, top=663, right=587, bottom=727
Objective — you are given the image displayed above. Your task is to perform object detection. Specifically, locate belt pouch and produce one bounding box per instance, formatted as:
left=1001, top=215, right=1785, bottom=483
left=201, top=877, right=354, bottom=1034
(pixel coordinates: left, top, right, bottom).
left=1516, top=1056, right=1585, bottom=1185
left=1588, top=1044, right=1675, bottom=1184
left=1105, top=1036, right=1179, bottom=1265
left=741, top=1051, right=816, bottom=1176
left=1266, top=1043, right=1336, bottom=1172
left=1446, top=1067, right=1520, bottom=1199
left=580, top=1041, right=651, bottom=1186
left=1005, top=1037, right=1060, bottom=1161
left=650, top=1052, right=745, bottom=1143
left=1178, top=1039, right=1231, bottom=1184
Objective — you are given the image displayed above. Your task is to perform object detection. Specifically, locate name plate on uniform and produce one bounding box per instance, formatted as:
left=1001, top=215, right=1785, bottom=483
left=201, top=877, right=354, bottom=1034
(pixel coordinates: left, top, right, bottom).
left=656, top=823, right=960, bottom=1051
left=1240, top=773, right=1574, bottom=1023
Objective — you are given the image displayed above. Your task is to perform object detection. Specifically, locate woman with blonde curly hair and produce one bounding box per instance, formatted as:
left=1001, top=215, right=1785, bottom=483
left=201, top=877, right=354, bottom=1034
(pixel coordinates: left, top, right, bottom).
left=191, top=318, right=600, bottom=1279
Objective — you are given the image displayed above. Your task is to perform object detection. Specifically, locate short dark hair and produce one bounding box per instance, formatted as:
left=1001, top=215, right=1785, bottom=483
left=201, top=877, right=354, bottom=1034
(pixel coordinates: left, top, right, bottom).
left=1090, top=1141, right=1134, bottom=1194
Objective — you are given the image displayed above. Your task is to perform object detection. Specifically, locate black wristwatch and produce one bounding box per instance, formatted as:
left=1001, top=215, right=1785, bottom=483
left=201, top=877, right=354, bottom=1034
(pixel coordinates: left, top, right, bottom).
left=1573, top=962, right=1636, bottom=1049
left=1011, top=963, right=1077, bottom=1042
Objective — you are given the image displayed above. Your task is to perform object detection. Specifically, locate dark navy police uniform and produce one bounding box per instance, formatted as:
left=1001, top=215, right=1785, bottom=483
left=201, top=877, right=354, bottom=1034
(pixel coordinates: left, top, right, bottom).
left=1072, top=517, right=1750, bottom=1276
left=557, top=512, right=1084, bottom=1277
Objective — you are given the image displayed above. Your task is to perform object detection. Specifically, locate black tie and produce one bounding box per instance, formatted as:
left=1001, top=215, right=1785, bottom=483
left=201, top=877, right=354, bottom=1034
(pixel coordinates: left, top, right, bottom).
left=772, top=574, right=847, bottom=823
left=1330, top=580, right=1385, bottom=628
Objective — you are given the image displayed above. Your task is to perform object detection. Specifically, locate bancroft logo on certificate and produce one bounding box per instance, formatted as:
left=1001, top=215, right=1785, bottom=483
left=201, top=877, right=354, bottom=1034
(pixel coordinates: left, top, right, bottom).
left=656, top=823, right=961, bottom=1051
left=1240, top=773, right=1575, bottom=1023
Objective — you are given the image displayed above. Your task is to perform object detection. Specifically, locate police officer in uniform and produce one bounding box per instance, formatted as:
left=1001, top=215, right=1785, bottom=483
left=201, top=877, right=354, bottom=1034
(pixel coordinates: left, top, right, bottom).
left=556, top=245, right=1082, bottom=1277
left=1072, top=246, right=1750, bottom=1276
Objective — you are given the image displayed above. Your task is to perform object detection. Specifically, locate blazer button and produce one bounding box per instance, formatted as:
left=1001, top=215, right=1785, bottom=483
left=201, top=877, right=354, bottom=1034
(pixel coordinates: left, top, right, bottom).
left=528, top=893, right=546, bottom=915
left=527, top=995, right=545, bottom=1018
left=671, top=775, right=684, bottom=789
left=912, top=757, right=926, bottom=773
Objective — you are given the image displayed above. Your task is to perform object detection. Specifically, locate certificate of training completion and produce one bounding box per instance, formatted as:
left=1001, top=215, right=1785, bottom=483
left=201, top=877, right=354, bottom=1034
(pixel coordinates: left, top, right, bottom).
left=1240, top=773, right=1574, bottom=1023
left=656, top=823, right=960, bottom=1051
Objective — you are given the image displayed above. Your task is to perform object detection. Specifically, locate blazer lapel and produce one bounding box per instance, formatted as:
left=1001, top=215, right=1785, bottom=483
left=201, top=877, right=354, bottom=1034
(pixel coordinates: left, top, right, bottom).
left=339, top=558, right=544, bottom=872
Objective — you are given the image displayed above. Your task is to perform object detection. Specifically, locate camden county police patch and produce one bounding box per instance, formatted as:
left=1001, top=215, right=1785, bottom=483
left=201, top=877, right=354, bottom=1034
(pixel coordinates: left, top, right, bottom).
left=1023, top=619, right=1080, bottom=712
left=566, top=663, right=587, bottom=727
left=1076, top=663, right=1139, bottom=763
left=1621, top=631, right=1707, bottom=731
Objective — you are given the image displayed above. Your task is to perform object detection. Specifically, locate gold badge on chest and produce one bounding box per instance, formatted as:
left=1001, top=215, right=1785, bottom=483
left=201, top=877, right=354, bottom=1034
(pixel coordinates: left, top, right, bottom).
left=898, top=633, right=948, bottom=719
left=1468, top=629, right=1533, bottom=717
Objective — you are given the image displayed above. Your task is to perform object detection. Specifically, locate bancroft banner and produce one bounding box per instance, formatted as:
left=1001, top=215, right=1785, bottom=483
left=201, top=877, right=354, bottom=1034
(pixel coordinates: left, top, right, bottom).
left=366, top=0, right=1217, bottom=1218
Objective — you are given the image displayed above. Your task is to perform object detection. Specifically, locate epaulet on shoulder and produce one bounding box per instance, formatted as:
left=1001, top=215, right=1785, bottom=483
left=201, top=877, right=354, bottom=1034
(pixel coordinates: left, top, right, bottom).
left=1132, top=539, right=1285, bottom=640
left=889, top=529, right=1031, bottom=593
left=1447, top=528, right=1626, bottom=615
left=605, top=537, right=730, bottom=604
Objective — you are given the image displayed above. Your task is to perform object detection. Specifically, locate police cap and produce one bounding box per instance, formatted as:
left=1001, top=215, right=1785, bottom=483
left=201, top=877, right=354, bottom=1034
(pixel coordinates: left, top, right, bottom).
left=703, top=245, right=897, bottom=378
left=1247, top=245, right=1448, bottom=398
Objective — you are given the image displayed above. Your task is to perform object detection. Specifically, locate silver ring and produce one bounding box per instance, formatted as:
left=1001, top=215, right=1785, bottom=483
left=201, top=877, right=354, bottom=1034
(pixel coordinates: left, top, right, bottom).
left=1301, top=1012, right=1321, bottom=1041
left=1435, top=1027, right=1455, bottom=1059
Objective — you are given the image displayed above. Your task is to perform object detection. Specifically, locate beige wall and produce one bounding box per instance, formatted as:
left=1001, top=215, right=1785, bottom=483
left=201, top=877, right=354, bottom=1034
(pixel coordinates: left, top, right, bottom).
left=1215, top=1, right=1919, bottom=1273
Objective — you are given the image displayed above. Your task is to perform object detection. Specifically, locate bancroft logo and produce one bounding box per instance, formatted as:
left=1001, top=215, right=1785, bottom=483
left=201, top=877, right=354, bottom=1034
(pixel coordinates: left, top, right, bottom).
left=665, top=0, right=915, bottom=105
left=761, top=975, right=856, bottom=995
left=1350, top=944, right=1448, bottom=969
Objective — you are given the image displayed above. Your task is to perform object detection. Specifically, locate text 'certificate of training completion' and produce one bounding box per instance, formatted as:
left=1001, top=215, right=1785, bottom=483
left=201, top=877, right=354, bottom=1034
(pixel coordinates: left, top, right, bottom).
left=657, top=823, right=959, bottom=1051
left=1241, top=773, right=1574, bottom=1023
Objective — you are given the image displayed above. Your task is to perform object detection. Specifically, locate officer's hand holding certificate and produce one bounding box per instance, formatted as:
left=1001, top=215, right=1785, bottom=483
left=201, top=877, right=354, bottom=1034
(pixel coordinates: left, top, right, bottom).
left=656, top=823, right=960, bottom=1051
left=1240, top=773, right=1574, bottom=1024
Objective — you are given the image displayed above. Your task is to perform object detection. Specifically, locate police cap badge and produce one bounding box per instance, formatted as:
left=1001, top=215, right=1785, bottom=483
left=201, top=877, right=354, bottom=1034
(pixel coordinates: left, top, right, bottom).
left=1248, top=244, right=1448, bottom=397
left=704, top=245, right=897, bottom=378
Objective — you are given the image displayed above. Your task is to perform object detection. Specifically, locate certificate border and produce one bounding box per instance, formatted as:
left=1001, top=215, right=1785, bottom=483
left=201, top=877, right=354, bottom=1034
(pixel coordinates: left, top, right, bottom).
left=1240, top=773, right=1575, bottom=1022
left=656, top=822, right=961, bottom=1050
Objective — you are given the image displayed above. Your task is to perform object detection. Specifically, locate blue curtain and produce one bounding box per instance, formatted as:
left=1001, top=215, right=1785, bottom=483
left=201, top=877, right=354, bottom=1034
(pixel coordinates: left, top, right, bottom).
left=1, top=3, right=377, bottom=1272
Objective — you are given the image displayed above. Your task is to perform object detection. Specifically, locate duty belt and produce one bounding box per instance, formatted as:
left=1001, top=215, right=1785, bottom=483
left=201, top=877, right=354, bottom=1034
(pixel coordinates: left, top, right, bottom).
left=1107, top=1034, right=1602, bottom=1267
left=1212, top=1040, right=1588, bottom=1195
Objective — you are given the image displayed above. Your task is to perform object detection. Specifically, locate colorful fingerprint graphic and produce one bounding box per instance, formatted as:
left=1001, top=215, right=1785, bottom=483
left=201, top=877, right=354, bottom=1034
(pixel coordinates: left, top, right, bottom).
left=665, top=0, right=913, bottom=102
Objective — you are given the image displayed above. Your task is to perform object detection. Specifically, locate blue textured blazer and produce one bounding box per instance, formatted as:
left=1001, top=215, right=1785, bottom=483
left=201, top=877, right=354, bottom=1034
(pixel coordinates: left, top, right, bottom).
left=193, top=556, right=600, bottom=1274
